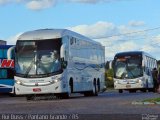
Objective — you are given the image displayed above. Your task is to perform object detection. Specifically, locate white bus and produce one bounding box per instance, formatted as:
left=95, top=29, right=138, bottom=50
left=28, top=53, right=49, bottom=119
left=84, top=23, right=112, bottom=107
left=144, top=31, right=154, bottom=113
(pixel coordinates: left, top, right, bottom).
left=113, top=51, right=157, bottom=93
left=13, top=29, right=105, bottom=98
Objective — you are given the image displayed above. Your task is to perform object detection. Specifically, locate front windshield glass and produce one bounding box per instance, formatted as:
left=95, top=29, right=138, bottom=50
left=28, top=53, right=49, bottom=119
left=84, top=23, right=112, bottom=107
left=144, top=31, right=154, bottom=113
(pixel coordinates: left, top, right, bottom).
left=16, top=39, right=62, bottom=77
left=114, top=56, right=143, bottom=79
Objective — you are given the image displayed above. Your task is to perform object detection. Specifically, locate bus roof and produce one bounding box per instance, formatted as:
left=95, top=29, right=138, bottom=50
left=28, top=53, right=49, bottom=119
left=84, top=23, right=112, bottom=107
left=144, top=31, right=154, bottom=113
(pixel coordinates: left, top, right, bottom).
left=0, top=45, right=13, bottom=49
left=114, top=51, right=156, bottom=59
left=18, top=29, right=101, bottom=45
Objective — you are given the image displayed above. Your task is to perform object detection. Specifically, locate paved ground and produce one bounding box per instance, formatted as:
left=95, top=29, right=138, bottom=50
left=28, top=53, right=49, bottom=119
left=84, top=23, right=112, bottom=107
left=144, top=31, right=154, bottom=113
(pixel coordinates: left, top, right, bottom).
left=0, top=91, right=159, bottom=120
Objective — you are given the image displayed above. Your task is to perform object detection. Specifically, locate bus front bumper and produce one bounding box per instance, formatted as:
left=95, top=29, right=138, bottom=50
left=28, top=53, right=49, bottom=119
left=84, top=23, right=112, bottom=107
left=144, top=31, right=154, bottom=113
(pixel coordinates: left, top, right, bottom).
left=114, top=83, right=145, bottom=90
left=15, top=82, right=68, bottom=95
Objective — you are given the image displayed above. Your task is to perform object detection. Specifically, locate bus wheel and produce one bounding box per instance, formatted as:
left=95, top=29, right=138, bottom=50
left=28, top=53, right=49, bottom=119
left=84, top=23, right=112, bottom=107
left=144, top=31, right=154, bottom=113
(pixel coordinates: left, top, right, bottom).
left=60, top=93, right=70, bottom=99
left=26, top=95, right=34, bottom=100
left=141, top=89, right=147, bottom=93
left=150, top=88, right=156, bottom=93
left=97, top=79, right=100, bottom=92
left=83, top=92, right=90, bottom=97
left=129, top=89, right=136, bottom=93
left=92, top=79, right=98, bottom=96
left=119, top=89, right=123, bottom=93
left=148, top=88, right=151, bottom=92
left=60, top=89, right=71, bottom=99
left=84, top=79, right=98, bottom=97
left=9, top=93, right=16, bottom=97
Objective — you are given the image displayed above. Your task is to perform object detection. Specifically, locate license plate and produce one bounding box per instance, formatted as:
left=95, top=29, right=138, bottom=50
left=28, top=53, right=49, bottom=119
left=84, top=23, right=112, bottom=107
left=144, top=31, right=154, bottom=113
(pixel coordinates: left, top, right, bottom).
left=126, top=85, right=131, bottom=88
left=33, top=88, right=41, bottom=92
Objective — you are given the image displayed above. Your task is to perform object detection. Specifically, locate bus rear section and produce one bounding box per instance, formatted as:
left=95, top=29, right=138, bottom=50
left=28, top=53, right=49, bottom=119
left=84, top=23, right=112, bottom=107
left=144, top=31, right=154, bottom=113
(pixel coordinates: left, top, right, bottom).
left=0, top=45, right=15, bottom=93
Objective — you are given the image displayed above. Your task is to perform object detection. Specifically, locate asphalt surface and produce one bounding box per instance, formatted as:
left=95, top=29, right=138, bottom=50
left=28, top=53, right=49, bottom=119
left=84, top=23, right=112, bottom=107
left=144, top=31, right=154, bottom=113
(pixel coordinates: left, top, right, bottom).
left=0, top=90, right=159, bottom=120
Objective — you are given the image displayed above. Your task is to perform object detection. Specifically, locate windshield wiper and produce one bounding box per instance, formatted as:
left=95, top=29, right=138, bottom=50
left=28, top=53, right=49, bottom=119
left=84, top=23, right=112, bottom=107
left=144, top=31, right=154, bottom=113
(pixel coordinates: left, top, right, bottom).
left=126, top=66, right=136, bottom=78
left=24, top=58, right=35, bottom=77
left=121, top=72, right=127, bottom=79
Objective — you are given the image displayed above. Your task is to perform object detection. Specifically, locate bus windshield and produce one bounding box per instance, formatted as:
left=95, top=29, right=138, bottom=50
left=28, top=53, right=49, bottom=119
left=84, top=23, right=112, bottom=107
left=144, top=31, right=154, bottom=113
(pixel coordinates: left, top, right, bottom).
left=15, top=39, right=62, bottom=78
left=114, top=56, right=143, bottom=79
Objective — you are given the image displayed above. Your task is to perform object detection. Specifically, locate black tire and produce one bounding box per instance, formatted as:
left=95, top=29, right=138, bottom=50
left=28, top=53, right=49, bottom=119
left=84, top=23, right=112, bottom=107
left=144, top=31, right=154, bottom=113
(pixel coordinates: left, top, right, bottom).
left=60, top=93, right=70, bottom=99
left=141, top=89, right=147, bottom=93
left=83, top=92, right=91, bottom=97
left=119, top=89, right=123, bottom=93
left=69, top=78, right=73, bottom=93
left=129, top=89, right=136, bottom=93
left=61, top=82, right=72, bottom=99
left=93, top=79, right=98, bottom=96
left=26, top=95, right=34, bottom=100
left=88, top=79, right=98, bottom=96
left=85, top=88, right=98, bottom=97
left=148, top=88, right=154, bottom=92
left=8, top=93, right=16, bottom=97
left=152, top=88, right=156, bottom=93
left=97, top=79, right=100, bottom=92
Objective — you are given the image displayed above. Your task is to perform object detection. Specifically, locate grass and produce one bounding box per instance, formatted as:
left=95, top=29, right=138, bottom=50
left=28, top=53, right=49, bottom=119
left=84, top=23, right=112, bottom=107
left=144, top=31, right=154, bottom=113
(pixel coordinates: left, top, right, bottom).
left=142, top=98, right=160, bottom=103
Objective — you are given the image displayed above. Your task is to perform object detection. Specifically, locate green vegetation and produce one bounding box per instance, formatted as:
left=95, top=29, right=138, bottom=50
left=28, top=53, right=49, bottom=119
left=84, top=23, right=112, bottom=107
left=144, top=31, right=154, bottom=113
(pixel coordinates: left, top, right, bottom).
left=106, top=80, right=114, bottom=89
left=142, top=98, right=160, bottom=102
left=105, top=68, right=114, bottom=88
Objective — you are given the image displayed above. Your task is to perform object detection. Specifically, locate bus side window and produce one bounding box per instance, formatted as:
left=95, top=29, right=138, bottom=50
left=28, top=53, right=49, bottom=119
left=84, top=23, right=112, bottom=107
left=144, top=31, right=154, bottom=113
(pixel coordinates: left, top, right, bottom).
left=0, top=49, right=3, bottom=58
left=145, top=67, right=149, bottom=76
left=0, top=69, right=7, bottom=79
left=147, top=69, right=150, bottom=76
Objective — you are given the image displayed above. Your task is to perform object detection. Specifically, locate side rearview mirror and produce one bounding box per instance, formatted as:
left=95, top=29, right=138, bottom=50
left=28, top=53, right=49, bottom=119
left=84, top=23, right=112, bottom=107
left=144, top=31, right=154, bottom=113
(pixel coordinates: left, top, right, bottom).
left=7, top=46, right=15, bottom=60
left=61, top=58, right=67, bottom=69
left=60, top=44, right=66, bottom=61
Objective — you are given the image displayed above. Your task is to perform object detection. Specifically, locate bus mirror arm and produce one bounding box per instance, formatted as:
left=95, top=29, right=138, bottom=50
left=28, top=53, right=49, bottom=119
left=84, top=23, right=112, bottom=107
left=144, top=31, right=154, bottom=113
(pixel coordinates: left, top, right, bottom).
left=60, top=44, right=66, bottom=61
left=7, top=46, right=15, bottom=60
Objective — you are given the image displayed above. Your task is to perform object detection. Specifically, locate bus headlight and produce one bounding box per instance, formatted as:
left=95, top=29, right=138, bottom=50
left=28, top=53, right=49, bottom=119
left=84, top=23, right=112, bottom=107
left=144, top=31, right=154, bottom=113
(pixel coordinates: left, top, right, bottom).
left=115, top=80, right=118, bottom=84
left=136, top=79, right=142, bottom=83
left=50, top=77, right=61, bottom=84
left=15, top=80, right=22, bottom=85
left=138, top=80, right=142, bottom=83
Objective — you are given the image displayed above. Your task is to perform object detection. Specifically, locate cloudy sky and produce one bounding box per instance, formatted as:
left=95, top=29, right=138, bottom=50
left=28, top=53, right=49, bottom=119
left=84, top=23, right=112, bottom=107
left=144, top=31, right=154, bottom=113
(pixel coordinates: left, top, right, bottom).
left=0, top=0, right=160, bottom=60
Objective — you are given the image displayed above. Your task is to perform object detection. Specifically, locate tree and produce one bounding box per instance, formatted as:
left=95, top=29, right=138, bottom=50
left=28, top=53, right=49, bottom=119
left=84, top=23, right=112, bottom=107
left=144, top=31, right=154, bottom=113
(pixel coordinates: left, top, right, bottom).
left=106, top=69, right=114, bottom=78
